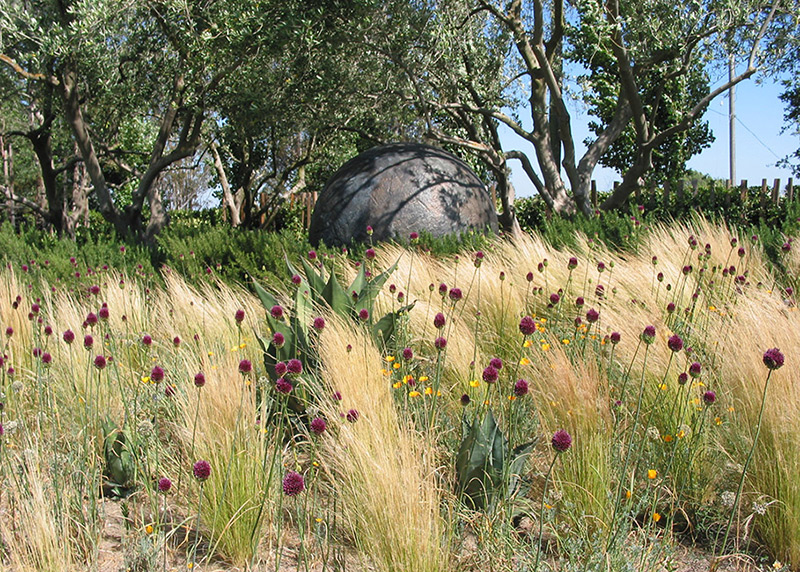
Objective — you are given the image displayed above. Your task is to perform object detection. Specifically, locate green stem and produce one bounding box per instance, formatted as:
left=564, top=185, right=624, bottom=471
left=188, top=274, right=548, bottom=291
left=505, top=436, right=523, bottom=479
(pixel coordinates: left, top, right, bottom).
left=533, top=454, right=559, bottom=571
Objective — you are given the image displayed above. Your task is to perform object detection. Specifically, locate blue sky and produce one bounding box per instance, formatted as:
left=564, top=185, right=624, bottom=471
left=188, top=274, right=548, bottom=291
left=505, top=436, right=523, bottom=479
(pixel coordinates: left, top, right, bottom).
left=506, top=75, right=798, bottom=198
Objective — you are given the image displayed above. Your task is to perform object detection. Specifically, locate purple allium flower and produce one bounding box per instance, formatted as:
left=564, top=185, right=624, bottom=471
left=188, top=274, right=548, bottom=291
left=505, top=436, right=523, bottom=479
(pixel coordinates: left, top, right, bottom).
left=94, top=355, right=107, bottom=370
left=689, top=362, right=702, bottom=378
left=449, top=288, right=463, bottom=302
left=234, top=309, right=245, bottom=323
left=238, top=359, right=252, bottom=374
left=574, top=296, right=585, bottom=308
left=549, top=293, right=560, bottom=305
left=552, top=429, right=573, bottom=453
left=84, top=334, right=94, bottom=349
left=433, top=312, right=446, bottom=329
left=333, top=391, right=342, bottom=401
left=346, top=408, right=360, bottom=423
left=32, top=347, right=42, bottom=358
left=678, top=372, right=688, bottom=385
left=89, top=285, right=100, bottom=296
left=307, top=250, right=317, bottom=260
left=526, top=271, right=534, bottom=282
left=313, top=316, right=326, bottom=331
left=365, top=248, right=376, bottom=261
left=682, top=265, right=692, bottom=275
left=276, top=378, right=293, bottom=394
left=287, top=358, right=303, bottom=375
left=402, top=347, right=413, bottom=360
left=782, top=242, right=791, bottom=253
left=193, top=460, right=211, bottom=481
left=282, top=471, right=305, bottom=496
left=194, top=372, right=206, bottom=387
left=310, top=417, right=327, bottom=435
left=597, top=262, right=606, bottom=272
left=291, top=274, right=302, bottom=285
left=667, top=334, right=684, bottom=353
left=41, top=352, right=52, bottom=365
left=272, top=332, right=285, bottom=348
left=141, top=334, right=152, bottom=346
left=514, top=378, right=529, bottom=397
left=434, top=336, right=447, bottom=350
left=150, top=365, right=165, bottom=382
left=657, top=272, right=664, bottom=283
left=173, top=336, right=181, bottom=347
left=86, top=312, right=98, bottom=326
left=586, top=308, right=600, bottom=323
left=482, top=366, right=499, bottom=384
left=98, top=307, right=110, bottom=320
left=738, top=247, right=745, bottom=258
left=666, top=302, right=676, bottom=314
left=438, top=283, right=448, bottom=296
left=610, top=332, right=621, bottom=345
left=460, top=393, right=471, bottom=406
left=31, top=303, right=40, bottom=314
left=763, top=347, right=784, bottom=370
left=568, top=257, right=578, bottom=270
left=489, top=357, right=503, bottom=370
left=366, top=225, right=373, bottom=235
left=641, top=325, right=656, bottom=344
left=158, top=477, right=172, bottom=493
left=44, top=325, right=53, bottom=336
left=519, top=316, right=536, bottom=336
left=703, top=391, right=716, bottom=405
left=275, top=362, right=288, bottom=377
left=271, top=305, right=284, bottom=320
left=358, top=309, right=369, bottom=321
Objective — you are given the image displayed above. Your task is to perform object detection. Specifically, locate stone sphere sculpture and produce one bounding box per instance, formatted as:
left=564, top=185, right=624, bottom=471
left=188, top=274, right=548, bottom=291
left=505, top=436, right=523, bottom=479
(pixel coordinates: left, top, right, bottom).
left=308, top=143, right=498, bottom=246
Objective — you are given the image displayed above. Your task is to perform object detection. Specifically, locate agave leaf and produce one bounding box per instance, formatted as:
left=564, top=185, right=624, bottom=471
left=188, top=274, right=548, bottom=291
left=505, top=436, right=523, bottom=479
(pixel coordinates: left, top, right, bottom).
left=253, top=280, right=279, bottom=313
left=300, top=258, right=326, bottom=300
left=102, top=418, right=136, bottom=490
left=353, top=257, right=400, bottom=312
left=508, top=440, right=537, bottom=498
left=371, top=302, right=415, bottom=348
left=456, top=409, right=507, bottom=510
left=323, top=269, right=350, bottom=316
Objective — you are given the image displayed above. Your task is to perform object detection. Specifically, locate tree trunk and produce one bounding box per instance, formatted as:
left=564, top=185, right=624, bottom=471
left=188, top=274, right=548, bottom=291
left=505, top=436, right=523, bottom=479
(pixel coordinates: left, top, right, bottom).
left=60, top=66, right=126, bottom=236
left=210, top=141, right=241, bottom=226
left=1, top=135, right=15, bottom=227
left=144, top=177, right=170, bottom=244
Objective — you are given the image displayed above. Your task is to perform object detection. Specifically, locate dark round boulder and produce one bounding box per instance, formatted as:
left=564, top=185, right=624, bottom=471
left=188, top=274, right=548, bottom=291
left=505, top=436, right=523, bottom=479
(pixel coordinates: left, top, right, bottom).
left=309, top=143, right=498, bottom=246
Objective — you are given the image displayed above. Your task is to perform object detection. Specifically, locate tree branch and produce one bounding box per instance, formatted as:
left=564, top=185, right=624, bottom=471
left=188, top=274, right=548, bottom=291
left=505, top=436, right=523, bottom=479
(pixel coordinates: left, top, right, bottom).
left=0, top=54, right=59, bottom=86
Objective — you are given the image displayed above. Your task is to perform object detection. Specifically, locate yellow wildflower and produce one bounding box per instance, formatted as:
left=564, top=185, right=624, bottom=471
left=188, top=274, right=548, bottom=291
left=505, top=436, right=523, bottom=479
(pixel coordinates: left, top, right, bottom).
left=625, top=490, right=632, bottom=499
left=385, top=356, right=395, bottom=362
left=393, top=362, right=401, bottom=369
left=141, top=376, right=150, bottom=384
left=652, top=512, right=661, bottom=522
left=392, top=381, right=402, bottom=389
left=648, top=469, right=657, bottom=479
left=419, top=376, right=429, bottom=383
left=409, top=391, right=421, bottom=398
left=424, top=387, right=433, bottom=395
left=541, top=343, right=551, bottom=352
left=519, top=357, right=531, bottom=366
left=469, top=380, right=480, bottom=388
left=562, top=338, right=570, bottom=345
left=145, top=524, right=154, bottom=535
left=523, top=339, right=534, bottom=348
left=663, top=434, right=673, bottom=443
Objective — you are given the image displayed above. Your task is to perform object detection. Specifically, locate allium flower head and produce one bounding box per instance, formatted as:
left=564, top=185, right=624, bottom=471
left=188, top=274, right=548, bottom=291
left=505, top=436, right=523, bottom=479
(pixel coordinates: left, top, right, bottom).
left=41, top=352, right=52, bottom=365
left=678, top=372, right=688, bottom=385
left=194, top=372, right=206, bottom=387
left=98, top=307, right=109, bottom=320
left=703, top=390, right=716, bottom=405
left=549, top=293, right=560, bottom=305
left=489, top=357, right=503, bottom=370
left=689, top=362, right=702, bottom=378
left=641, top=325, right=656, bottom=344
left=238, top=359, right=252, bottom=374
left=513, top=378, right=529, bottom=396
left=287, top=358, right=303, bottom=375
left=313, top=316, right=326, bottom=331
left=763, top=347, right=784, bottom=370
left=433, top=312, right=446, bottom=329
left=434, top=336, right=447, bottom=350
left=235, top=309, right=245, bottom=323
left=193, top=460, right=211, bottom=481
left=276, top=378, right=293, bottom=394
left=173, top=336, right=181, bottom=347
left=282, top=471, right=305, bottom=496
left=460, top=393, right=471, bottom=406
left=291, top=274, right=302, bottom=285
left=271, top=305, right=284, bottom=320
left=409, top=231, right=419, bottom=240
left=86, top=312, right=98, bottom=326
left=346, top=409, right=359, bottom=423
left=482, top=366, right=499, bottom=384
left=272, top=332, right=285, bottom=348
left=150, top=365, right=164, bottom=382
left=358, top=309, right=369, bottom=321
left=575, top=296, right=585, bottom=307
left=94, top=355, right=107, bottom=370
left=610, top=332, right=621, bottom=344
left=84, top=334, right=94, bottom=349
left=142, top=334, right=152, bottom=346
left=552, top=429, right=572, bottom=453
left=63, top=329, right=76, bottom=344
left=568, top=257, right=578, bottom=270
left=448, top=287, right=463, bottom=302
left=667, top=334, right=684, bottom=353
left=519, top=315, right=536, bottom=336
left=158, top=477, right=172, bottom=493
left=438, top=283, right=448, bottom=296
left=310, top=417, right=327, bottom=435
left=402, top=347, right=413, bottom=360
left=586, top=308, right=599, bottom=323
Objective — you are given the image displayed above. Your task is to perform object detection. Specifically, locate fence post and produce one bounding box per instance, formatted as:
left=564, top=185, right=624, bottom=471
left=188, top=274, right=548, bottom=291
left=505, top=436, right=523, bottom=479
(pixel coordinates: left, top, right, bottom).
left=788, top=178, right=794, bottom=202
left=761, top=178, right=769, bottom=210
left=591, top=180, right=597, bottom=208
left=772, top=179, right=780, bottom=205
left=740, top=180, right=748, bottom=203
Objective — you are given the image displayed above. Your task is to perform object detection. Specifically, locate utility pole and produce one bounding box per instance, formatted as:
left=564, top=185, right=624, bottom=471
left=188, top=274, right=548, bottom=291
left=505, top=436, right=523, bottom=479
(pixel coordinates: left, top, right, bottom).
left=729, top=54, right=736, bottom=184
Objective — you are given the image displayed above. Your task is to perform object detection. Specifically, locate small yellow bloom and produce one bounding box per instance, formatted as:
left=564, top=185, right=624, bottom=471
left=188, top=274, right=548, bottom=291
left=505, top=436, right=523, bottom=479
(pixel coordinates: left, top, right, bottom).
left=141, top=376, right=150, bottom=384
left=393, top=362, right=401, bottom=369
left=419, top=376, right=429, bottom=383
left=540, top=318, right=547, bottom=323
left=715, top=417, right=723, bottom=425
left=381, top=368, right=389, bottom=376
left=469, top=380, right=480, bottom=388
left=625, top=490, right=632, bottom=499
left=652, top=512, right=661, bottom=522
left=207, top=351, right=214, bottom=357
left=541, top=343, right=551, bottom=352
left=708, top=305, right=717, bottom=312
left=315, top=517, right=323, bottom=523
left=663, top=434, right=673, bottom=443
left=188, top=564, right=194, bottom=570
left=230, top=346, right=238, bottom=352
left=523, top=340, right=533, bottom=348
left=403, top=374, right=414, bottom=384
left=424, top=387, right=434, bottom=395
left=677, top=430, right=686, bottom=439
left=728, top=406, right=735, bottom=412
left=562, top=338, right=570, bottom=345
left=519, top=357, right=531, bottom=366
left=508, top=395, right=516, bottom=401
left=392, top=381, right=402, bottom=389
left=409, top=391, right=421, bottom=398
left=145, top=524, right=154, bottom=535
left=658, top=383, right=667, bottom=391
left=385, top=356, right=395, bottom=362
left=648, top=469, right=657, bottom=479
left=239, top=342, right=247, bottom=349
left=544, top=503, right=553, bottom=510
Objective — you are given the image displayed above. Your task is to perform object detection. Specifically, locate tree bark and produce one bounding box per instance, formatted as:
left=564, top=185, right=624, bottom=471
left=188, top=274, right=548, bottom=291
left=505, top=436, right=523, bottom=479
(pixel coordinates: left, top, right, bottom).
left=210, top=140, right=241, bottom=226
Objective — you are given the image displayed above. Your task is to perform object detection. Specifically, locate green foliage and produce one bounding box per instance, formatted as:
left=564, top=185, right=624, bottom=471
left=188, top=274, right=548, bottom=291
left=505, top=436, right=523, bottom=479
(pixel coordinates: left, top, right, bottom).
left=101, top=417, right=137, bottom=494
left=455, top=409, right=536, bottom=511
